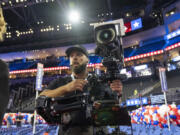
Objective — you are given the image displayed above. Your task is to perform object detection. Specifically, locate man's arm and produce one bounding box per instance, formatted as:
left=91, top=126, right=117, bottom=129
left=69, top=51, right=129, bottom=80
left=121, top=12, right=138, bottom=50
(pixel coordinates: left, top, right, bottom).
left=39, top=85, right=69, bottom=97
left=40, top=79, right=88, bottom=98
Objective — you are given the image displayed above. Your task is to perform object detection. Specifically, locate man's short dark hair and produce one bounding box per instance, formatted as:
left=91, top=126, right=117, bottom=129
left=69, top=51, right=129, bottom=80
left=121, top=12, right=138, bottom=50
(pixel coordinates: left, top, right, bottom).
left=65, top=45, right=88, bottom=58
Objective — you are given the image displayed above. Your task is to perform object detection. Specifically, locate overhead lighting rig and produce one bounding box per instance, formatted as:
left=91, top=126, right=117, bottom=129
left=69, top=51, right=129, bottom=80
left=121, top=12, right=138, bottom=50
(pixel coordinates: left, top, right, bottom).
left=4, top=23, right=72, bottom=40
left=0, top=0, right=55, bottom=9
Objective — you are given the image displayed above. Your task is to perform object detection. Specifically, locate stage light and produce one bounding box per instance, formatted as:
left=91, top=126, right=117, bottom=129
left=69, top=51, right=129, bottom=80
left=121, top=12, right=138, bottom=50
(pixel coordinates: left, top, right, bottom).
left=68, top=10, right=80, bottom=23
left=120, top=69, right=126, bottom=74
left=126, top=13, right=130, bottom=17
left=170, top=11, right=175, bottom=15
left=167, top=63, right=176, bottom=71
left=134, top=64, right=147, bottom=70
left=172, top=56, right=180, bottom=62
left=2, top=2, right=5, bottom=6
left=165, top=28, right=180, bottom=40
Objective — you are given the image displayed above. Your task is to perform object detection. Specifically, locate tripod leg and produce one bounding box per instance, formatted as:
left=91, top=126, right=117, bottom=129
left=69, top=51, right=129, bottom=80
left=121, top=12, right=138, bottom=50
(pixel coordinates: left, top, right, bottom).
left=130, top=124, right=133, bottom=135
left=93, top=126, right=96, bottom=135
left=115, top=126, right=120, bottom=135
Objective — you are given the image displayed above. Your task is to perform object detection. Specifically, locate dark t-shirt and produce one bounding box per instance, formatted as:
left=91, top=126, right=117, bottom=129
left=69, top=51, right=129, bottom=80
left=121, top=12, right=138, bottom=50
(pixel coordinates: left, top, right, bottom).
left=31, top=116, right=34, bottom=126
left=47, top=74, right=117, bottom=135
left=47, top=75, right=117, bottom=100
left=47, top=75, right=72, bottom=94
left=16, top=115, right=23, bottom=127
left=0, top=59, right=9, bottom=124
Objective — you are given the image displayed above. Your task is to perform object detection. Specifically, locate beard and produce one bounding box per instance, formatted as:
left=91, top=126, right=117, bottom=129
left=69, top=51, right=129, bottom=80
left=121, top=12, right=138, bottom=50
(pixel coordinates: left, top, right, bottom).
left=71, top=63, right=87, bottom=74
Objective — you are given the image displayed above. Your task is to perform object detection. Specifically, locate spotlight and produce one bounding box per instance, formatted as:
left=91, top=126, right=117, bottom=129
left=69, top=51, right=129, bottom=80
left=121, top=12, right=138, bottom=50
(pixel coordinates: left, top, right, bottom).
left=170, top=11, right=175, bottom=15
left=2, top=2, right=5, bottom=6
left=126, top=13, right=130, bottom=17
left=68, top=10, right=80, bottom=23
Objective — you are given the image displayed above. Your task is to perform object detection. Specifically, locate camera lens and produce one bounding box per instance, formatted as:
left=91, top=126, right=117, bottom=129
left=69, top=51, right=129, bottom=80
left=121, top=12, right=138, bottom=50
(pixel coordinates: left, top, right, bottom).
left=97, top=28, right=115, bottom=44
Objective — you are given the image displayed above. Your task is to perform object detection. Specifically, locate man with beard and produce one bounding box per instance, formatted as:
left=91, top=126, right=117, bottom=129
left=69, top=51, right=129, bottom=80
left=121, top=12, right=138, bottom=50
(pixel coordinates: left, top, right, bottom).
left=40, top=45, right=123, bottom=135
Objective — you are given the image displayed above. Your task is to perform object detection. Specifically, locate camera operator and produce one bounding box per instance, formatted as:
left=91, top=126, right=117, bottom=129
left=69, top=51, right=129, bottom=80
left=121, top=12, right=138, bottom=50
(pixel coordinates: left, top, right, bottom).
left=40, top=45, right=123, bottom=135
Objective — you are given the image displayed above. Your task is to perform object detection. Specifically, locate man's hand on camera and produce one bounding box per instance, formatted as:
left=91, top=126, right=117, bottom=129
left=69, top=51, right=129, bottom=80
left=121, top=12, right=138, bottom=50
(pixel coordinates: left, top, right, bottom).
left=109, top=80, right=123, bottom=96
left=65, top=79, right=88, bottom=92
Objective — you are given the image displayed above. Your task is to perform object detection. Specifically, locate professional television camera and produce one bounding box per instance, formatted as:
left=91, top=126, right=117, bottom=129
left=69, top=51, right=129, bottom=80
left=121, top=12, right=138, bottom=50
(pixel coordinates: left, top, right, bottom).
left=94, top=19, right=126, bottom=82
left=36, top=19, right=131, bottom=129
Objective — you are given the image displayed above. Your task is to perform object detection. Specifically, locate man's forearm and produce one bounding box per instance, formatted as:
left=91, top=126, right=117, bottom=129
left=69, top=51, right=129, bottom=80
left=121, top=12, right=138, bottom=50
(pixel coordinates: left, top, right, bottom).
left=39, top=85, right=68, bottom=97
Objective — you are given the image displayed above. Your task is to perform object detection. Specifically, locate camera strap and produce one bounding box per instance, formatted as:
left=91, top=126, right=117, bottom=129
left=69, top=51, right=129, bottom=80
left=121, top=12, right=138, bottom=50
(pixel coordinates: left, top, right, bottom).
left=71, top=74, right=90, bottom=94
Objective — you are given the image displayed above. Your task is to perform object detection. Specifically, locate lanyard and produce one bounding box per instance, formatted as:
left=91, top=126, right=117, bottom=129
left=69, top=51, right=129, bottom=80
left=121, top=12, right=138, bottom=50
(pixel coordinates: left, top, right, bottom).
left=71, top=74, right=89, bottom=94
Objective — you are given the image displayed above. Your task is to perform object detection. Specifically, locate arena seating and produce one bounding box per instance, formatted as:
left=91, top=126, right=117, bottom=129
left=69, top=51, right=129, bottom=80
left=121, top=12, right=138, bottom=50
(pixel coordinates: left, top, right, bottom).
left=132, top=40, right=165, bottom=56
left=58, top=56, right=69, bottom=66
left=0, top=125, right=58, bottom=135
left=124, top=47, right=135, bottom=58
left=6, top=36, right=180, bottom=72
left=7, top=68, right=180, bottom=112
left=1, top=124, right=179, bottom=135
left=166, top=36, right=180, bottom=48
left=9, top=61, right=37, bottom=71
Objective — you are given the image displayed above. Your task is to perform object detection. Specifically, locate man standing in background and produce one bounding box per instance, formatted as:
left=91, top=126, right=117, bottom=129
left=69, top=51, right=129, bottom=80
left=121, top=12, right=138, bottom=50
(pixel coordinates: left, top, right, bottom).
left=0, top=59, right=9, bottom=124
left=16, top=112, right=23, bottom=127
left=0, top=6, right=9, bottom=124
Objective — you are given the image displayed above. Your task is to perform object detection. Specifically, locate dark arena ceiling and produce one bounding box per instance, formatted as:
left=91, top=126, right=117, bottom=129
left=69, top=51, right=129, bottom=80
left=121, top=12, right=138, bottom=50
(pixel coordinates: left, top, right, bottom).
left=0, top=0, right=177, bottom=53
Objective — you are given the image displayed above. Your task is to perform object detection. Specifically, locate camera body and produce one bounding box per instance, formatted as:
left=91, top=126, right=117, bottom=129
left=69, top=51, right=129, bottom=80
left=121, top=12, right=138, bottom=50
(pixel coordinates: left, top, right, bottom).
left=94, top=19, right=126, bottom=82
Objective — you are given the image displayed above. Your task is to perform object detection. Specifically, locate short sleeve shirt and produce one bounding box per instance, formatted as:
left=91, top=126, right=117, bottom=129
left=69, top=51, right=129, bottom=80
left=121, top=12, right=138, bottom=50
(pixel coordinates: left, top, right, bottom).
left=47, top=75, right=117, bottom=100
